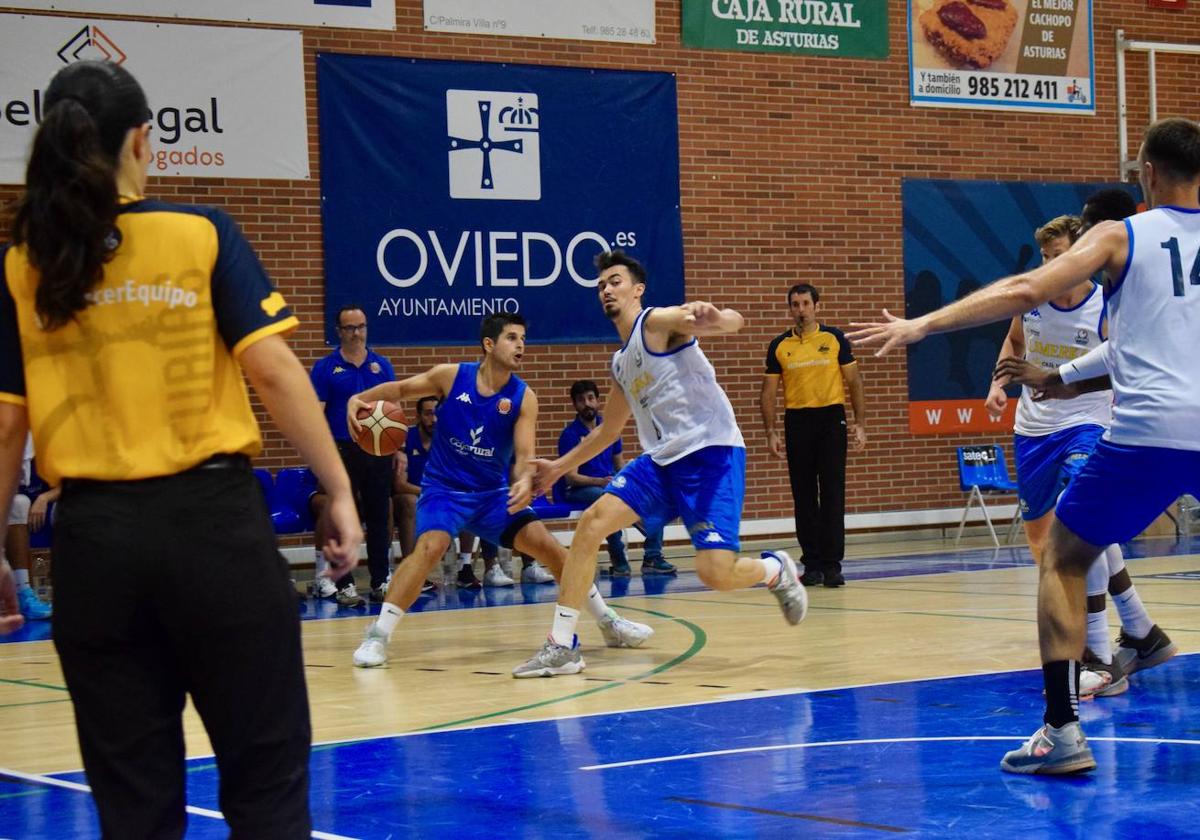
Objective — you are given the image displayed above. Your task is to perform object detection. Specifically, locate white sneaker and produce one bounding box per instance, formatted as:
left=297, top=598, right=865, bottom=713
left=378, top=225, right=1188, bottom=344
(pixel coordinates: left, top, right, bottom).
left=352, top=621, right=390, bottom=668
left=512, top=638, right=585, bottom=678
left=521, top=561, right=555, bottom=584
left=309, top=576, right=337, bottom=599
left=598, top=609, right=653, bottom=648
left=1080, top=659, right=1129, bottom=699
left=336, top=583, right=365, bottom=608
left=764, top=550, right=808, bottom=625
left=484, top=565, right=515, bottom=587
left=498, top=547, right=514, bottom=578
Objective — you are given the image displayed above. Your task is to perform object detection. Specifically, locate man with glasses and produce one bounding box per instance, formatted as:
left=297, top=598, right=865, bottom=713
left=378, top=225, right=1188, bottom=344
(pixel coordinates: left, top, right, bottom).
left=310, top=305, right=396, bottom=605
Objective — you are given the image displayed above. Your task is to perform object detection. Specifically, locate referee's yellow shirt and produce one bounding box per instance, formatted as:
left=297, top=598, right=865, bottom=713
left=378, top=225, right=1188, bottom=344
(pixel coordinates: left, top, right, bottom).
left=0, top=199, right=298, bottom=484
left=764, top=324, right=856, bottom=409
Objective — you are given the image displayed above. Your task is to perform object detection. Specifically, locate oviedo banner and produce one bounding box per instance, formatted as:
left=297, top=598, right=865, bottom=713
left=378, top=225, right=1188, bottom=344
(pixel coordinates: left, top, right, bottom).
left=682, top=0, right=889, bottom=59
left=317, top=54, right=684, bottom=346
left=902, top=178, right=1140, bottom=435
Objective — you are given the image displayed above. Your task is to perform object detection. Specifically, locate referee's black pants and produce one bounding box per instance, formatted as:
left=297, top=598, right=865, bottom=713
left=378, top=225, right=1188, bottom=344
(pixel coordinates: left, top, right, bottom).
left=52, top=458, right=311, bottom=839
left=784, top=405, right=848, bottom=577
left=335, top=439, right=393, bottom=590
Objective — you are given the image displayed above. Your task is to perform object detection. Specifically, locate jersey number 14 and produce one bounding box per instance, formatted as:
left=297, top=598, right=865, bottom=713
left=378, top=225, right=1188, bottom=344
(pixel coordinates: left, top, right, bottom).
left=1161, top=237, right=1200, bottom=297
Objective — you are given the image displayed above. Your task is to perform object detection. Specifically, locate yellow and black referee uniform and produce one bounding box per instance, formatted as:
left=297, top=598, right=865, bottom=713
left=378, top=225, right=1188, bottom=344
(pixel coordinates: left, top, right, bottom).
left=0, top=199, right=312, bottom=837
left=764, top=323, right=856, bottom=583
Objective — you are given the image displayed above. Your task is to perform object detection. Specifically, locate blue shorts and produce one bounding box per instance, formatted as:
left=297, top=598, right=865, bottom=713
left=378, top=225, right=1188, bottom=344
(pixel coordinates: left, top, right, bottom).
left=604, top=446, right=745, bottom=552
left=1057, top=440, right=1200, bottom=547
left=1014, top=425, right=1105, bottom=520
left=415, top=484, right=538, bottom=549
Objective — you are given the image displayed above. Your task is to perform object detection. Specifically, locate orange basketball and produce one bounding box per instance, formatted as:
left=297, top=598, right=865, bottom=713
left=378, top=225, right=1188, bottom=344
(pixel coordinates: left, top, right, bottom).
left=355, top=400, right=408, bottom=457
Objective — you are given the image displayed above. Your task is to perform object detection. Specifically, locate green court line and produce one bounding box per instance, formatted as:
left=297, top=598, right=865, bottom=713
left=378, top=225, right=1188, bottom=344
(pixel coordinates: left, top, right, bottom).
left=0, top=677, right=68, bottom=692
left=0, top=699, right=72, bottom=710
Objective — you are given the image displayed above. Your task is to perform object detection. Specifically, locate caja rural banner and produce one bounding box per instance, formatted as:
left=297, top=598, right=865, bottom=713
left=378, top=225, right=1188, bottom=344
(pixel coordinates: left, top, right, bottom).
left=0, top=1, right=395, bottom=30
left=902, top=179, right=1139, bottom=435
left=909, top=0, right=1094, bottom=113
left=317, top=54, right=684, bottom=346
left=682, top=0, right=889, bottom=59
left=424, top=0, right=654, bottom=44
left=0, top=15, right=308, bottom=182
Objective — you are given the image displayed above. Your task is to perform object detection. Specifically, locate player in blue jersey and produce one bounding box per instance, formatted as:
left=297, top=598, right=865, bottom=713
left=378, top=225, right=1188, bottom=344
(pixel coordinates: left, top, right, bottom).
left=347, top=313, right=653, bottom=667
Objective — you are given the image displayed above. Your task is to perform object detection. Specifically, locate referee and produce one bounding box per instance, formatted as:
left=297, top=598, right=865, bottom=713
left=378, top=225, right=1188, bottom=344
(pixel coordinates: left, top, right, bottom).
left=0, top=62, right=361, bottom=838
left=760, top=284, right=867, bottom=588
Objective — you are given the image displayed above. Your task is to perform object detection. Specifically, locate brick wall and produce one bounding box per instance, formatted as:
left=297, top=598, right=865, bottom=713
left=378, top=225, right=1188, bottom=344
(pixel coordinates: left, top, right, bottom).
left=2, top=1, right=1197, bottom=524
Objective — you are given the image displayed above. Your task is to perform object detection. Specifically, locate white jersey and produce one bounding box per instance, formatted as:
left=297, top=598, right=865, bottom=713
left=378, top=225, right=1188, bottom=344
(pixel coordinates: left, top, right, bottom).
left=1106, top=206, right=1200, bottom=451
left=610, top=307, right=744, bottom=465
left=1015, top=282, right=1111, bottom=437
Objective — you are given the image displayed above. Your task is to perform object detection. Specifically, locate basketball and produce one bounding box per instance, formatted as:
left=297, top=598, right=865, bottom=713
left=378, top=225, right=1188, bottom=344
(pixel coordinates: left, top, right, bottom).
left=355, top=400, right=407, bottom=457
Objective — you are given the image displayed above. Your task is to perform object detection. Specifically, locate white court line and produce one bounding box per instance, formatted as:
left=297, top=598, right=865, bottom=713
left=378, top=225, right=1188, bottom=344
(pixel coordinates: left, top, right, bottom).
left=0, top=766, right=359, bottom=840
left=579, top=735, right=1200, bottom=771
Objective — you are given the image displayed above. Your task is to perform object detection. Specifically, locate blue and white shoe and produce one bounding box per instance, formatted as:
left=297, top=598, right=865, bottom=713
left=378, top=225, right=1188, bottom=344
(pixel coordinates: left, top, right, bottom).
left=763, top=550, right=807, bottom=625
left=17, top=584, right=52, bottom=621
left=1000, top=722, right=1096, bottom=775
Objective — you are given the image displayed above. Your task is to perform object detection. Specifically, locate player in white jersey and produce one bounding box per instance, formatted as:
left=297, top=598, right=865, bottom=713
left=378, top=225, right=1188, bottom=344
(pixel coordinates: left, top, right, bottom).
left=513, top=249, right=809, bottom=678
left=995, top=194, right=1176, bottom=699
left=850, top=117, right=1200, bottom=774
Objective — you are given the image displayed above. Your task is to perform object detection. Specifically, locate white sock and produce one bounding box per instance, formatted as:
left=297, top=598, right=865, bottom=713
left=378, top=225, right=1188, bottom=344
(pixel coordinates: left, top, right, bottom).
left=1085, top=552, right=1108, bottom=598
left=759, top=555, right=782, bottom=586
left=314, top=549, right=328, bottom=578
left=585, top=585, right=608, bottom=621
left=1113, top=586, right=1154, bottom=638
left=550, top=604, right=580, bottom=647
left=1103, top=543, right=1126, bottom=577
left=459, top=553, right=473, bottom=569
left=375, top=603, right=404, bottom=636
left=13, top=568, right=30, bottom=588
left=1087, top=610, right=1112, bottom=664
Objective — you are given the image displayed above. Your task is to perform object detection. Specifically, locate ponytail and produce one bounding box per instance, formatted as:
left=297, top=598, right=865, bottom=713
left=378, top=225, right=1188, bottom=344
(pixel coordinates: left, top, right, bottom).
left=12, top=98, right=119, bottom=331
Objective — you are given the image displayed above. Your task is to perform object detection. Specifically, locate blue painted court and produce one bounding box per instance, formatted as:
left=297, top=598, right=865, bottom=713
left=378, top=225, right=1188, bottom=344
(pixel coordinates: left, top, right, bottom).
left=3, top=541, right=1199, bottom=839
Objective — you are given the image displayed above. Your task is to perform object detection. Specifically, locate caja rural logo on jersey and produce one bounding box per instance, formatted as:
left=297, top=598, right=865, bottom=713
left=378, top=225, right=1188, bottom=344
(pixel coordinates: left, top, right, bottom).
left=447, top=90, right=540, bottom=201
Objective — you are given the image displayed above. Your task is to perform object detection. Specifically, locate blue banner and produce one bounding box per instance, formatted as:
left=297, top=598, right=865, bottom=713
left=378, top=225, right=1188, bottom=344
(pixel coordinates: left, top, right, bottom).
left=317, top=54, right=683, bottom=346
left=902, top=179, right=1140, bottom=434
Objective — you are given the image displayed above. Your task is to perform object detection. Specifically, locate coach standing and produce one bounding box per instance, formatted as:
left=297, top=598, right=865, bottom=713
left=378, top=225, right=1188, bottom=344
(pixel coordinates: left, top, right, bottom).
left=759, top=284, right=867, bottom=588
left=311, top=305, right=396, bottom=604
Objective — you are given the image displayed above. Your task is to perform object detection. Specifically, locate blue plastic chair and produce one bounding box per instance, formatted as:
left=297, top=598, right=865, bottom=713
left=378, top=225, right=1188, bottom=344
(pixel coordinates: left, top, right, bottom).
left=954, top=444, right=1021, bottom=547
left=272, top=468, right=318, bottom=534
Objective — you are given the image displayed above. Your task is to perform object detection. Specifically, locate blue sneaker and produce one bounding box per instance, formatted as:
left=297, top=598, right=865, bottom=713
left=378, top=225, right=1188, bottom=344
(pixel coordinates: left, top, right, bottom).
left=641, top=556, right=677, bottom=576
left=17, top=584, right=52, bottom=620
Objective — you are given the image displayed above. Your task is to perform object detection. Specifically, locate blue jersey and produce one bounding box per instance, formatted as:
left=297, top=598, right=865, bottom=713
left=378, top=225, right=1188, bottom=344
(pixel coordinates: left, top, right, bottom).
left=310, top=348, right=396, bottom=442
left=404, top=426, right=431, bottom=486
left=423, top=362, right=526, bottom=492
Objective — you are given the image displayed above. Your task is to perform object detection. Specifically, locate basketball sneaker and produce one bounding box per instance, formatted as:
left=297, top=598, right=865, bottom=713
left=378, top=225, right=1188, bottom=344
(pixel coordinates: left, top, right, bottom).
left=420, top=580, right=437, bottom=595
left=336, top=583, right=365, bottom=608
left=521, top=561, right=555, bottom=584
left=484, top=565, right=515, bottom=587
left=352, top=621, right=390, bottom=668
left=764, top=550, right=808, bottom=625
left=457, top=565, right=482, bottom=590
left=367, top=583, right=389, bottom=603
left=512, top=637, right=585, bottom=678
left=1080, top=656, right=1129, bottom=699
left=1114, top=625, right=1178, bottom=675
left=607, top=559, right=633, bottom=577
left=641, top=556, right=677, bottom=576
left=17, top=584, right=51, bottom=620
left=598, top=608, right=653, bottom=648
left=309, top=576, right=337, bottom=600
left=1000, top=721, right=1096, bottom=775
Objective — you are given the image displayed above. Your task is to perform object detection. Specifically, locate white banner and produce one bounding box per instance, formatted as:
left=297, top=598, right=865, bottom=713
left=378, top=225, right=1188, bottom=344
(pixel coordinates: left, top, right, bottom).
left=424, top=0, right=655, bottom=44
left=0, top=1, right=395, bottom=30
left=0, top=15, right=309, bottom=182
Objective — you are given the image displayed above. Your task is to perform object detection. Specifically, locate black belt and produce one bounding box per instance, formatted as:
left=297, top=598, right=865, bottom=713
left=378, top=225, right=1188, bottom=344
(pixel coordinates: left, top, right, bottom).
left=62, top=453, right=249, bottom=489
left=195, top=453, right=250, bottom=471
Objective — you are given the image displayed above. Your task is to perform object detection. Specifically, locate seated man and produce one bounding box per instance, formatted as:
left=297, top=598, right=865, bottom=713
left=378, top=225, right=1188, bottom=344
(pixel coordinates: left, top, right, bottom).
left=3, top=434, right=52, bottom=620
left=558, top=380, right=674, bottom=577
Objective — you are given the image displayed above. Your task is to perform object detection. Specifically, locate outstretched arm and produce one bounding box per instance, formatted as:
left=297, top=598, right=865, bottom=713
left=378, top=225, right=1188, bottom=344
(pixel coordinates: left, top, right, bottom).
left=643, top=302, right=744, bottom=350
left=348, top=364, right=457, bottom=435
left=849, top=221, right=1127, bottom=355
left=532, top=386, right=633, bottom=496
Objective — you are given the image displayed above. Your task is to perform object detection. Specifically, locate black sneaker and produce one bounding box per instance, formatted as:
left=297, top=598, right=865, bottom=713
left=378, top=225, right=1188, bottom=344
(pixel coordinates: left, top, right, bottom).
left=800, top=569, right=824, bottom=587
left=457, top=565, right=483, bottom=590
left=823, top=571, right=846, bottom=588
left=367, top=584, right=389, bottom=603
left=641, top=556, right=677, bottom=576
left=608, top=560, right=633, bottom=577
left=1114, top=625, right=1178, bottom=674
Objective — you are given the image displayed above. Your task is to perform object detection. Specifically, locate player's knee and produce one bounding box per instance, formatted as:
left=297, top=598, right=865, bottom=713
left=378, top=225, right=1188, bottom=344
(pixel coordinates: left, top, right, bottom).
left=7, top=493, right=30, bottom=526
